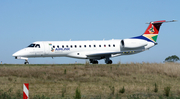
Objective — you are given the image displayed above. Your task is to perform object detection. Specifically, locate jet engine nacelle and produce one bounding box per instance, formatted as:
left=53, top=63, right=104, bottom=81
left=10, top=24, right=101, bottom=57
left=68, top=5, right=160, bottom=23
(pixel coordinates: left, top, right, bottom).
left=121, top=39, right=148, bottom=48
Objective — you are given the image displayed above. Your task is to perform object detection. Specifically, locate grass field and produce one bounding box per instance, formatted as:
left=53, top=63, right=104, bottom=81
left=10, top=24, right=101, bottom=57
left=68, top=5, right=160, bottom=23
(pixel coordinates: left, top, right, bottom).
left=0, top=62, right=180, bottom=99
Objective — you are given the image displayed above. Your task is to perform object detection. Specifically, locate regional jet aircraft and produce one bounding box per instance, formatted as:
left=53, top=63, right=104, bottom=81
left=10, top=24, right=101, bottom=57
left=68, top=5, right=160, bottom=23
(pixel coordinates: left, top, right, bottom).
left=13, top=20, right=175, bottom=64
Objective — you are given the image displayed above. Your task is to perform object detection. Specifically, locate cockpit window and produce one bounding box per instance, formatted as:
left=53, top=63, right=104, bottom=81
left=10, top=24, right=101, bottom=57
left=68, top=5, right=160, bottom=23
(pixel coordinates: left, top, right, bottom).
left=28, top=44, right=35, bottom=47
left=35, top=44, right=40, bottom=48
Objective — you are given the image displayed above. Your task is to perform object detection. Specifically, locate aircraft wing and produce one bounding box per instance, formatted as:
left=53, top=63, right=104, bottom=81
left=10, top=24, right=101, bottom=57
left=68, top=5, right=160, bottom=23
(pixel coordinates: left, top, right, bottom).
left=86, top=49, right=144, bottom=59
left=87, top=51, right=119, bottom=57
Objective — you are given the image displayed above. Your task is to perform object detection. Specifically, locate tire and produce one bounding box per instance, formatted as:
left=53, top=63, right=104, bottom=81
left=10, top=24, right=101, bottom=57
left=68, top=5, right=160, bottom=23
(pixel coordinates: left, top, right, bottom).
left=24, top=62, right=29, bottom=64
left=107, top=60, right=112, bottom=64
left=93, top=61, right=98, bottom=64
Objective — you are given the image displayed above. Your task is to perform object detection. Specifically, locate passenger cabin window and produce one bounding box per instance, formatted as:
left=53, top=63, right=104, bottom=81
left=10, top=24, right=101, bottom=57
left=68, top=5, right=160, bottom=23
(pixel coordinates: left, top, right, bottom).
left=28, top=44, right=35, bottom=47
left=94, top=45, right=96, bottom=47
left=70, top=45, right=73, bottom=48
left=57, top=45, right=59, bottom=48
left=53, top=46, right=55, bottom=48
left=35, top=44, right=40, bottom=48
left=89, top=45, right=91, bottom=47
left=104, top=45, right=106, bottom=47
left=75, top=45, right=77, bottom=48
left=66, top=45, right=68, bottom=48
left=109, top=44, right=111, bottom=47
left=62, top=45, right=64, bottom=48
left=84, top=45, right=86, bottom=47
left=113, top=44, right=115, bottom=47
left=99, top=45, right=101, bottom=47
left=79, top=45, right=81, bottom=48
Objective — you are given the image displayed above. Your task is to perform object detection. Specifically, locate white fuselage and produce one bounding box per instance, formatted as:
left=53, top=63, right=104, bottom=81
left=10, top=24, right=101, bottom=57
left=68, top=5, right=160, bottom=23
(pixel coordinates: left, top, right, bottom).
left=13, top=39, right=154, bottom=61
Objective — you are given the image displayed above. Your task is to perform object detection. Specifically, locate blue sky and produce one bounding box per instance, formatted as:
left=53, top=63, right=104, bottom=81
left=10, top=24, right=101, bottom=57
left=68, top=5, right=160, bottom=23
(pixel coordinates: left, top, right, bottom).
left=0, top=0, right=180, bottom=64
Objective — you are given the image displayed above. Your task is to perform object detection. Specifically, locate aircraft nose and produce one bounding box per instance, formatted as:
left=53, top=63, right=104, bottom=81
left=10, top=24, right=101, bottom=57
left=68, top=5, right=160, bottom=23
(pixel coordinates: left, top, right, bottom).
left=12, top=51, right=19, bottom=57
left=12, top=49, right=25, bottom=57
left=12, top=53, right=16, bottom=57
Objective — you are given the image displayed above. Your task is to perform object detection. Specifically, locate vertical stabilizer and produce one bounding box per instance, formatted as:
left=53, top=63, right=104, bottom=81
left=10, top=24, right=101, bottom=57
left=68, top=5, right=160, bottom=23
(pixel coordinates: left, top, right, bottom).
left=142, top=20, right=166, bottom=43
left=131, top=20, right=176, bottom=43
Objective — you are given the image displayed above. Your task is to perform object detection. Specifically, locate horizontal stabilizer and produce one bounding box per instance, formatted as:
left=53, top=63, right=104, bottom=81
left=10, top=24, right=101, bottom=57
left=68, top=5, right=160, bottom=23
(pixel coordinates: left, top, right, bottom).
left=146, top=20, right=177, bottom=24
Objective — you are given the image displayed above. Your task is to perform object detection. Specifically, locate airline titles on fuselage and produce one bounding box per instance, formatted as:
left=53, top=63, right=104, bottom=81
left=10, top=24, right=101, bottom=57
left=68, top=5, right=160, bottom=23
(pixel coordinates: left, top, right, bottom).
left=50, top=44, right=70, bottom=52
left=55, top=48, right=70, bottom=51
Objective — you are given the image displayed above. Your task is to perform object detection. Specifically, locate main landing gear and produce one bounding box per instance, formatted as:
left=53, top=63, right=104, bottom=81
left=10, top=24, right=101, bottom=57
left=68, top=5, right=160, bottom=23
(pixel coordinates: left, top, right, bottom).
left=89, top=59, right=98, bottom=64
left=89, top=58, right=113, bottom=64
left=24, top=59, right=29, bottom=64
left=105, top=58, right=112, bottom=64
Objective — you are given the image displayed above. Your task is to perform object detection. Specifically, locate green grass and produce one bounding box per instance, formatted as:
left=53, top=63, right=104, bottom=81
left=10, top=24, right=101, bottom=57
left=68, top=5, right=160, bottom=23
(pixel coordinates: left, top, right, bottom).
left=0, top=63, right=180, bottom=98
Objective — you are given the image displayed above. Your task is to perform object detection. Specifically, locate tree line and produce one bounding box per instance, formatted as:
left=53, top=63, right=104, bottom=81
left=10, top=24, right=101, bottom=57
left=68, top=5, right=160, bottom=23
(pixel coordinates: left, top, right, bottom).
left=164, top=55, right=179, bottom=62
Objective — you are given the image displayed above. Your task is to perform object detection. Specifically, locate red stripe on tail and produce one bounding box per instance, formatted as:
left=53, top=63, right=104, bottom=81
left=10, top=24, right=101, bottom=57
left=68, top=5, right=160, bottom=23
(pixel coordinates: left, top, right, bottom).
left=143, top=20, right=165, bottom=35
left=144, top=23, right=159, bottom=35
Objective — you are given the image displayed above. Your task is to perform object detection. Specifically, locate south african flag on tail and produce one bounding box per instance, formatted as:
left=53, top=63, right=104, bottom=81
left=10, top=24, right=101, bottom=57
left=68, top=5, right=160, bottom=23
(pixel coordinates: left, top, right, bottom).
left=131, top=20, right=176, bottom=44
left=142, top=20, right=166, bottom=43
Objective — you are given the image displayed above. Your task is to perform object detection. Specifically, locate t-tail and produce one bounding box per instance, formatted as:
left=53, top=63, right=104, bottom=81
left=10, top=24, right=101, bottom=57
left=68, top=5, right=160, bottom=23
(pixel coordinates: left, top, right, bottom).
left=132, top=20, right=176, bottom=44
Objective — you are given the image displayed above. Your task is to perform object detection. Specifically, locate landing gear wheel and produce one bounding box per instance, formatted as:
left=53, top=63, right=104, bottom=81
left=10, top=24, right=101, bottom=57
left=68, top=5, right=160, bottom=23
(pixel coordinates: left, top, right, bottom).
left=105, top=58, right=113, bottom=64
left=24, top=62, right=29, bottom=64
left=89, top=59, right=99, bottom=64
left=107, top=60, right=112, bottom=64
left=93, top=60, right=98, bottom=64
left=24, top=59, right=29, bottom=64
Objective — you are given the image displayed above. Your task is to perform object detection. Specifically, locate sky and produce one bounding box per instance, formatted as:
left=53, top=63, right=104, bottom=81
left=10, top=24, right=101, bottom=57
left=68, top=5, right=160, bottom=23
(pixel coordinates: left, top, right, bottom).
left=0, top=0, right=180, bottom=64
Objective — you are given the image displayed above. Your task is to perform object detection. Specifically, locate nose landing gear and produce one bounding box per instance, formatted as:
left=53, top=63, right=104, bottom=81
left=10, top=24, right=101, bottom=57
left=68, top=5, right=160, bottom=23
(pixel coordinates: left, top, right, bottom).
left=24, top=59, right=29, bottom=64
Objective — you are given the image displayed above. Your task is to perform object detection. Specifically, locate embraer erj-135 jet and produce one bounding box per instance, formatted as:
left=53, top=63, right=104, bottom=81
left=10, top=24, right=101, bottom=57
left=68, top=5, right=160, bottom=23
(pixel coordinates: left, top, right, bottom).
left=13, top=20, right=175, bottom=64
